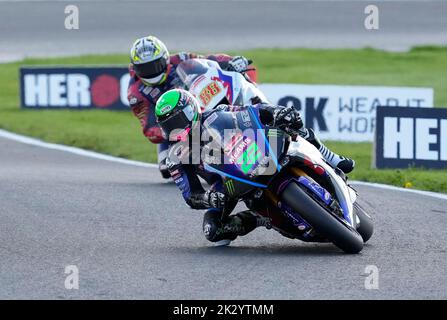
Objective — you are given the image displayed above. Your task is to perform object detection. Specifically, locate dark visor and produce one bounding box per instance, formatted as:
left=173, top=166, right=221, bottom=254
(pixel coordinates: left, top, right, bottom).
left=158, top=109, right=191, bottom=138
left=134, top=57, right=167, bottom=79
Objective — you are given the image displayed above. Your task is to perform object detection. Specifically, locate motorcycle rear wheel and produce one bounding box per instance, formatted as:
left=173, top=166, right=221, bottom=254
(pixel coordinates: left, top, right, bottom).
left=354, top=202, right=374, bottom=243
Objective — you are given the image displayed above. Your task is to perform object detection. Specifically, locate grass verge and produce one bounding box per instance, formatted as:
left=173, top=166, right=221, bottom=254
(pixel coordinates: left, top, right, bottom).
left=1, top=47, right=446, bottom=192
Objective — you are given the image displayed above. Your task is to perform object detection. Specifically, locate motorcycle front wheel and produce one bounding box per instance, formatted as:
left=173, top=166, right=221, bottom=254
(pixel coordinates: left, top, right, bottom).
left=281, top=182, right=364, bottom=254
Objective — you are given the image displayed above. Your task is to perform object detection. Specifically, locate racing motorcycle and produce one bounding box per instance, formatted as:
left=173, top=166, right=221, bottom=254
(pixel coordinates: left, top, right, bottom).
left=176, top=59, right=373, bottom=253
left=176, top=58, right=269, bottom=110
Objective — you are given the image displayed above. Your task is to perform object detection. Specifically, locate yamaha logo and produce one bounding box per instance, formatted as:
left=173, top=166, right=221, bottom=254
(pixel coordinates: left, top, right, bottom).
left=160, top=105, right=173, bottom=114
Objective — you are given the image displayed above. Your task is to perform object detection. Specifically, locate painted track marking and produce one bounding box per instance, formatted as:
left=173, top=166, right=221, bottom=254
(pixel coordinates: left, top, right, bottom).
left=1, top=128, right=446, bottom=201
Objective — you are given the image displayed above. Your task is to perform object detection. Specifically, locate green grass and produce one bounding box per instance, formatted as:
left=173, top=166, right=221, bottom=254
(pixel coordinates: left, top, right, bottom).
left=0, top=55, right=158, bottom=163
left=325, top=141, right=447, bottom=193
left=1, top=47, right=447, bottom=192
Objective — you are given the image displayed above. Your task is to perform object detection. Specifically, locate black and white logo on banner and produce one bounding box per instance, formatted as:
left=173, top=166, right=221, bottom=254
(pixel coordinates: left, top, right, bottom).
left=375, top=107, right=447, bottom=169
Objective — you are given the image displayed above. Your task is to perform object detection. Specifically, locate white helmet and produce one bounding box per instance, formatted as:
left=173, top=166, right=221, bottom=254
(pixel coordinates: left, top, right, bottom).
left=130, top=36, right=170, bottom=85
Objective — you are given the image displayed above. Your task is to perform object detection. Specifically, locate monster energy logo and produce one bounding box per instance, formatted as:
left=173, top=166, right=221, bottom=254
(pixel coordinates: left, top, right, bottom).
left=267, top=129, right=282, bottom=137
left=225, top=180, right=235, bottom=195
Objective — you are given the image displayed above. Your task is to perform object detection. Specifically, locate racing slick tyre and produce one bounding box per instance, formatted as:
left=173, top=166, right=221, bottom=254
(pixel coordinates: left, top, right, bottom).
left=353, top=202, right=374, bottom=243
left=281, top=182, right=364, bottom=254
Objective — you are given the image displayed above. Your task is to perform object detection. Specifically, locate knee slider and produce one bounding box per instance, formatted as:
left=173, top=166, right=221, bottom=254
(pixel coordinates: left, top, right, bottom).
left=202, top=210, right=222, bottom=242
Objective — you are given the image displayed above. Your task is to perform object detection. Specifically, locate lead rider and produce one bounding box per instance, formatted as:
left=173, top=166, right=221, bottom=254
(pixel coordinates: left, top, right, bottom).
left=154, top=89, right=355, bottom=245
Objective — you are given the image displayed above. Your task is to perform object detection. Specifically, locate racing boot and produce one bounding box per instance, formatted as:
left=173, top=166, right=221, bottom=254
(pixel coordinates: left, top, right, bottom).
left=298, top=128, right=355, bottom=174
left=202, top=210, right=271, bottom=246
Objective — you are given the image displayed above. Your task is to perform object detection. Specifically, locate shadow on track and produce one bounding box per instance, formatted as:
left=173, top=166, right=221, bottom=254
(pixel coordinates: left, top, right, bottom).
left=172, top=243, right=347, bottom=257
left=111, top=181, right=176, bottom=188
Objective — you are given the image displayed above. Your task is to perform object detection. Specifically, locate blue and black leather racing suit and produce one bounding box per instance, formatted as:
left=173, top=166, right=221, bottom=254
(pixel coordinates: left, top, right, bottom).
left=165, top=103, right=303, bottom=242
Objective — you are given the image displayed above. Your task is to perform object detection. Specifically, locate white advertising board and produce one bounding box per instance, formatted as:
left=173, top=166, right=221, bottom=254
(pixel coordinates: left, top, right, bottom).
left=259, top=84, right=434, bottom=142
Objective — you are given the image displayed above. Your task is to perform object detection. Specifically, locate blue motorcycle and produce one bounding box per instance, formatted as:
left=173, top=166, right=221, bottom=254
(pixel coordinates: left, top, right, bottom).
left=178, top=59, right=373, bottom=253
left=201, top=105, right=373, bottom=253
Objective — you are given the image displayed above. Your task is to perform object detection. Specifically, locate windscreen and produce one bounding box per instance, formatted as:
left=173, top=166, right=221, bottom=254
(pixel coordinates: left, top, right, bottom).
left=176, top=59, right=221, bottom=88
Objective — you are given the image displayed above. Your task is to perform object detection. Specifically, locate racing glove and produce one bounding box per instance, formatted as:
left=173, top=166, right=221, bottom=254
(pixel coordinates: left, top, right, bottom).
left=205, top=190, right=227, bottom=210
left=188, top=190, right=227, bottom=210
left=227, top=56, right=251, bottom=73
left=272, top=106, right=304, bottom=135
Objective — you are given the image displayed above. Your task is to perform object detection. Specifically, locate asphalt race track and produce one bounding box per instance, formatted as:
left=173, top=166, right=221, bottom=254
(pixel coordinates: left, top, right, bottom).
left=1, top=0, right=447, bottom=300
left=1, top=0, right=447, bottom=62
left=0, top=135, right=446, bottom=299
